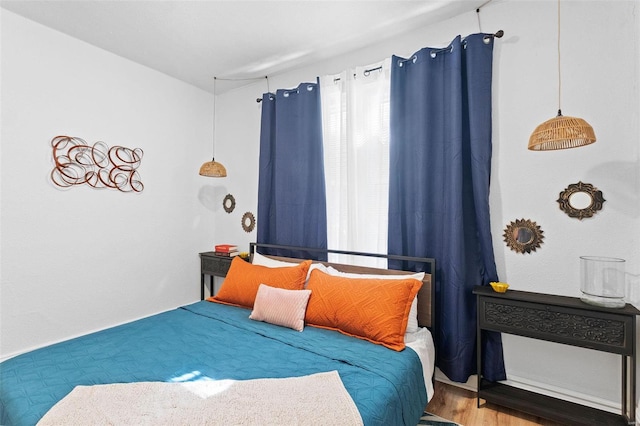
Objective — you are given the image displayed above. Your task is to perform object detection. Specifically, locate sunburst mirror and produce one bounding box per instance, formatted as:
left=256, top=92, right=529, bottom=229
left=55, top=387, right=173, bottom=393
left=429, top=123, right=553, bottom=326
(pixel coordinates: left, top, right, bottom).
left=222, top=194, right=236, bottom=213
left=242, top=212, right=256, bottom=233
left=503, top=218, right=544, bottom=254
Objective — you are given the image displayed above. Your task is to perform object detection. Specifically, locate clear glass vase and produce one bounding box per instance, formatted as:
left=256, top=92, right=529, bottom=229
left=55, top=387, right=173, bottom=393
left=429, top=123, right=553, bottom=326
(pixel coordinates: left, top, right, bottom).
left=580, top=256, right=626, bottom=308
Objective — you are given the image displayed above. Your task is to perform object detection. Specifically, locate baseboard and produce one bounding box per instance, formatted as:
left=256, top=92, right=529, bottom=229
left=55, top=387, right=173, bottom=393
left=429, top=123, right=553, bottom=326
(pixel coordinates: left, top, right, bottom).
left=435, top=369, right=626, bottom=417
left=434, top=368, right=477, bottom=392
left=503, top=375, right=621, bottom=415
left=0, top=304, right=184, bottom=363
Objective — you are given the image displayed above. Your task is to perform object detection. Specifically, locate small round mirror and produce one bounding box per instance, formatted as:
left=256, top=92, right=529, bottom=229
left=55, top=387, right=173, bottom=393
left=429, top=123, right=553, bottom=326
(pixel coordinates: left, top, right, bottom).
left=557, top=182, right=605, bottom=220
left=513, top=227, right=534, bottom=244
left=568, top=192, right=592, bottom=210
left=242, top=212, right=256, bottom=233
left=223, top=194, right=235, bottom=213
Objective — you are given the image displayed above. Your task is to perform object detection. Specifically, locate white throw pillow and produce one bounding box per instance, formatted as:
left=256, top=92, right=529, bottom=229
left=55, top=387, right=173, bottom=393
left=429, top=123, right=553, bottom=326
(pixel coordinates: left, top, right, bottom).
left=252, top=251, right=298, bottom=268
left=251, top=252, right=329, bottom=285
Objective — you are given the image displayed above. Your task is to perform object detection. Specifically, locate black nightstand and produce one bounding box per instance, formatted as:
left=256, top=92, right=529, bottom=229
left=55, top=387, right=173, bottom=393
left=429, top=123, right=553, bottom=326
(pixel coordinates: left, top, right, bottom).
left=474, top=285, right=639, bottom=425
left=199, top=252, right=235, bottom=300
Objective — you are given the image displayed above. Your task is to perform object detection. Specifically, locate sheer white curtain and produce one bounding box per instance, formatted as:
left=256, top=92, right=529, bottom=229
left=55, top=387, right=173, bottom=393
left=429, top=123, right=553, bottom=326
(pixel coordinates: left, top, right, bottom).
left=319, top=59, right=391, bottom=267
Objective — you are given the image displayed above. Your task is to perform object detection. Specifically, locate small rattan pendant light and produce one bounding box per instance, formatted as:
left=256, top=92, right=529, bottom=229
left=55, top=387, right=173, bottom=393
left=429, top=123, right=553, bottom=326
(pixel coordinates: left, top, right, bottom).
left=528, top=0, right=596, bottom=151
left=199, top=77, right=227, bottom=177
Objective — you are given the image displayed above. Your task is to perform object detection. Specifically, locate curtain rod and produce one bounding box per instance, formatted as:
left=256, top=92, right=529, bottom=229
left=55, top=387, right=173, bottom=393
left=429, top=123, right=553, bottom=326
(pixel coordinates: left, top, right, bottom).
left=255, top=30, right=504, bottom=103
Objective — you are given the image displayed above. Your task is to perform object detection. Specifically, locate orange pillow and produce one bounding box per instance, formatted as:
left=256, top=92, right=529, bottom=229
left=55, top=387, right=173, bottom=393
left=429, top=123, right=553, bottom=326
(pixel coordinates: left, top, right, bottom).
left=305, top=269, right=422, bottom=351
left=209, top=257, right=311, bottom=308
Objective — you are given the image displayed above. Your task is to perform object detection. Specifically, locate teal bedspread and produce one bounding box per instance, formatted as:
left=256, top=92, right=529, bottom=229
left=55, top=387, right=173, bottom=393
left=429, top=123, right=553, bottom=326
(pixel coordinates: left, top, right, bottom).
left=0, top=301, right=427, bottom=425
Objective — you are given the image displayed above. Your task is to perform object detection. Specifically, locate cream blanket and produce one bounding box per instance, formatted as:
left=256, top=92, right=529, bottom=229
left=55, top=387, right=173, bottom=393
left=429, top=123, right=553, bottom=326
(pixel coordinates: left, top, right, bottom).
left=37, top=371, right=363, bottom=426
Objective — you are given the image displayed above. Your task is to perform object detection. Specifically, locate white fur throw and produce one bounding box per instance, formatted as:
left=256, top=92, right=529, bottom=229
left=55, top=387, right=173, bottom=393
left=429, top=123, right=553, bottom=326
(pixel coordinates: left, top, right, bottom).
left=37, top=371, right=363, bottom=426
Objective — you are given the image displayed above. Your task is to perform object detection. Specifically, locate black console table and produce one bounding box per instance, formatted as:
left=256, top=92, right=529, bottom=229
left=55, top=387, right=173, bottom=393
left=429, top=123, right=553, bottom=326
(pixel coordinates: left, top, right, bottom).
left=474, top=286, right=639, bottom=425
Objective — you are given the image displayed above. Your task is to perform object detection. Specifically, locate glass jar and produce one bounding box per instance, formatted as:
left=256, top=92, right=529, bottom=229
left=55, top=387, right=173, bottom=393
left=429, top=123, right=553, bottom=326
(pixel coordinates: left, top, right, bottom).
left=580, top=256, right=626, bottom=308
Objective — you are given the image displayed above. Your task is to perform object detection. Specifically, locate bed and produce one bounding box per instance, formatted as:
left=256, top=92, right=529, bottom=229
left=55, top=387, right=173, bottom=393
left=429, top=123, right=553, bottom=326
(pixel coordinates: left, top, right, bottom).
left=0, top=244, right=436, bottom=426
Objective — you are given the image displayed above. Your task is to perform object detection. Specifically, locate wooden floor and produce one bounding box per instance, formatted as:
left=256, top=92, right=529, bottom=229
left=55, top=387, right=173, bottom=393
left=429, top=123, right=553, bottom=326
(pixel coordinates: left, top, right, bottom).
left=426, top=381, right=566, bottom=426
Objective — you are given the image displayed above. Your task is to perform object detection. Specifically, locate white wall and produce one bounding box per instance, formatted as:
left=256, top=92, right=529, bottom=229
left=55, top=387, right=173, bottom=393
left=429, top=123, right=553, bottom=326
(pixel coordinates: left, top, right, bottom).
left=214, top=0, right=640, bottom=411
left=0, top=10, right=218, bottom=359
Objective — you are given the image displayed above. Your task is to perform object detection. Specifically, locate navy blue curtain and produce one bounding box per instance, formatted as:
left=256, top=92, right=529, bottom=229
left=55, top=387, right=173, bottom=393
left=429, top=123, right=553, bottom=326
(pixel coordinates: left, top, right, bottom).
left=257, top=82, right=328, bottom=260
left=388, top=34, right=506, bottom=383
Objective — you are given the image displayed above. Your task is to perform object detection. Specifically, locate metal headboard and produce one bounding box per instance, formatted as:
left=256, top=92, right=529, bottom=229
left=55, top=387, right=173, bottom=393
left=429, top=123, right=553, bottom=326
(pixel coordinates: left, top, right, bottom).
left=249, top=243, right=436, bottom=331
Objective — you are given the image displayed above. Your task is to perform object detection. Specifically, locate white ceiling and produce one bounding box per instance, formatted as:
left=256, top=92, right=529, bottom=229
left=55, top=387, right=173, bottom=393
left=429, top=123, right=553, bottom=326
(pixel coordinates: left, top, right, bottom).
left=1, top=0, right=487, bottom=94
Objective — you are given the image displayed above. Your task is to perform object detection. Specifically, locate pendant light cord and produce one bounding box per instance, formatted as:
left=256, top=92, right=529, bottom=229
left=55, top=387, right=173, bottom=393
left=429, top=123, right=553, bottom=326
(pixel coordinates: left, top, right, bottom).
left=212, top=76, right=217, bottom=159
left=557, top=0, right=562, bottom=115
left=199, top=76, right=226, bottom=176
left=527, top=0, right=596, bottom=150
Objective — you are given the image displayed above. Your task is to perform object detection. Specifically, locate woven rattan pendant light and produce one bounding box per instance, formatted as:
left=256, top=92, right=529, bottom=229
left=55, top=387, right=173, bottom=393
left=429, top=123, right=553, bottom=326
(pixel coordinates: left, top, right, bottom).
left=199, top=77, right=227, bottom=177
left=528, top=0, right=596, bottom=151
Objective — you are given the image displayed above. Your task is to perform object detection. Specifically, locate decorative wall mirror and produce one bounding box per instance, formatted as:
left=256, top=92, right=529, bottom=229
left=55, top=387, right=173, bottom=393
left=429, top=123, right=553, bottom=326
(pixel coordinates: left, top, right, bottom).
left=242, top=212, right=256, bottom=233
left=503, top=218, right=544, bottom=254
left=222, top=194, right=236, bottom=213
left=557, top=181, right=605, bottom=220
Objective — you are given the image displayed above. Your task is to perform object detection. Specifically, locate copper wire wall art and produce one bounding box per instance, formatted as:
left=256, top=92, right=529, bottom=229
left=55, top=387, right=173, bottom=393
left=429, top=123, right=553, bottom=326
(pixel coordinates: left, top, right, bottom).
left=50, top=136, right=144, bottom=192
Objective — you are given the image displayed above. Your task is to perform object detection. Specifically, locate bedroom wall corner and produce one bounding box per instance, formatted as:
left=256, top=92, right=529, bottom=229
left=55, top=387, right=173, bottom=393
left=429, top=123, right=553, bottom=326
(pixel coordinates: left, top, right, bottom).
left=0, top=10, right=216, bottom=359
left=202, top=80, right=264, bottom=258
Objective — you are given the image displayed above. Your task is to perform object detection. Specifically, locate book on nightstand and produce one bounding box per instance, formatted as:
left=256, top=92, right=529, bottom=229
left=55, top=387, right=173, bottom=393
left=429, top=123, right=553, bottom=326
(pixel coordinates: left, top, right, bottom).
left=214, top=244, right=238, bottom=253
left=214, top=250, right=239, bottom=257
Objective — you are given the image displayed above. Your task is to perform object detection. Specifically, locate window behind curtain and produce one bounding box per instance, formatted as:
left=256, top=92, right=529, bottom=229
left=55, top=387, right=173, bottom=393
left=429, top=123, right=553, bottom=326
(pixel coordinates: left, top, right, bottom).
left=319, top=59, right=391, bottom=266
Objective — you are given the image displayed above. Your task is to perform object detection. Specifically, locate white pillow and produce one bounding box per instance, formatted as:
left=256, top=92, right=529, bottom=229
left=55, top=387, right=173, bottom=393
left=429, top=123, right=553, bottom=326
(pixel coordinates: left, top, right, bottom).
left=251, top=252, right=329, bottom=285
left=325, top=266, right=424, bottom=333
left=407, top=298, right=419, bottom=334
left=252, top=251, right=299, bottom=268
left=325, top=266, right=425, bottom=282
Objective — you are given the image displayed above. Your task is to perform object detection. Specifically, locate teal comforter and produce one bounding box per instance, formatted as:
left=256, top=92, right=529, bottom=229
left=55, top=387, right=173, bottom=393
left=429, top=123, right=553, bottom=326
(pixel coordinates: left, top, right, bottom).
left=0, top=301, right=427, bottom=425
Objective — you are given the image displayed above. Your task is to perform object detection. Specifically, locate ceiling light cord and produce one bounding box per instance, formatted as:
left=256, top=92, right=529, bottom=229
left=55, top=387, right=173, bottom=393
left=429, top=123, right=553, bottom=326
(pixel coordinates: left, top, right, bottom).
left=198, top=76, right=227, bottom=177
left=557, top=0, right=562, bottom=115
left=213, top=76, right=217, bottom=159
left=527, top=0, right=596, bottom=151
